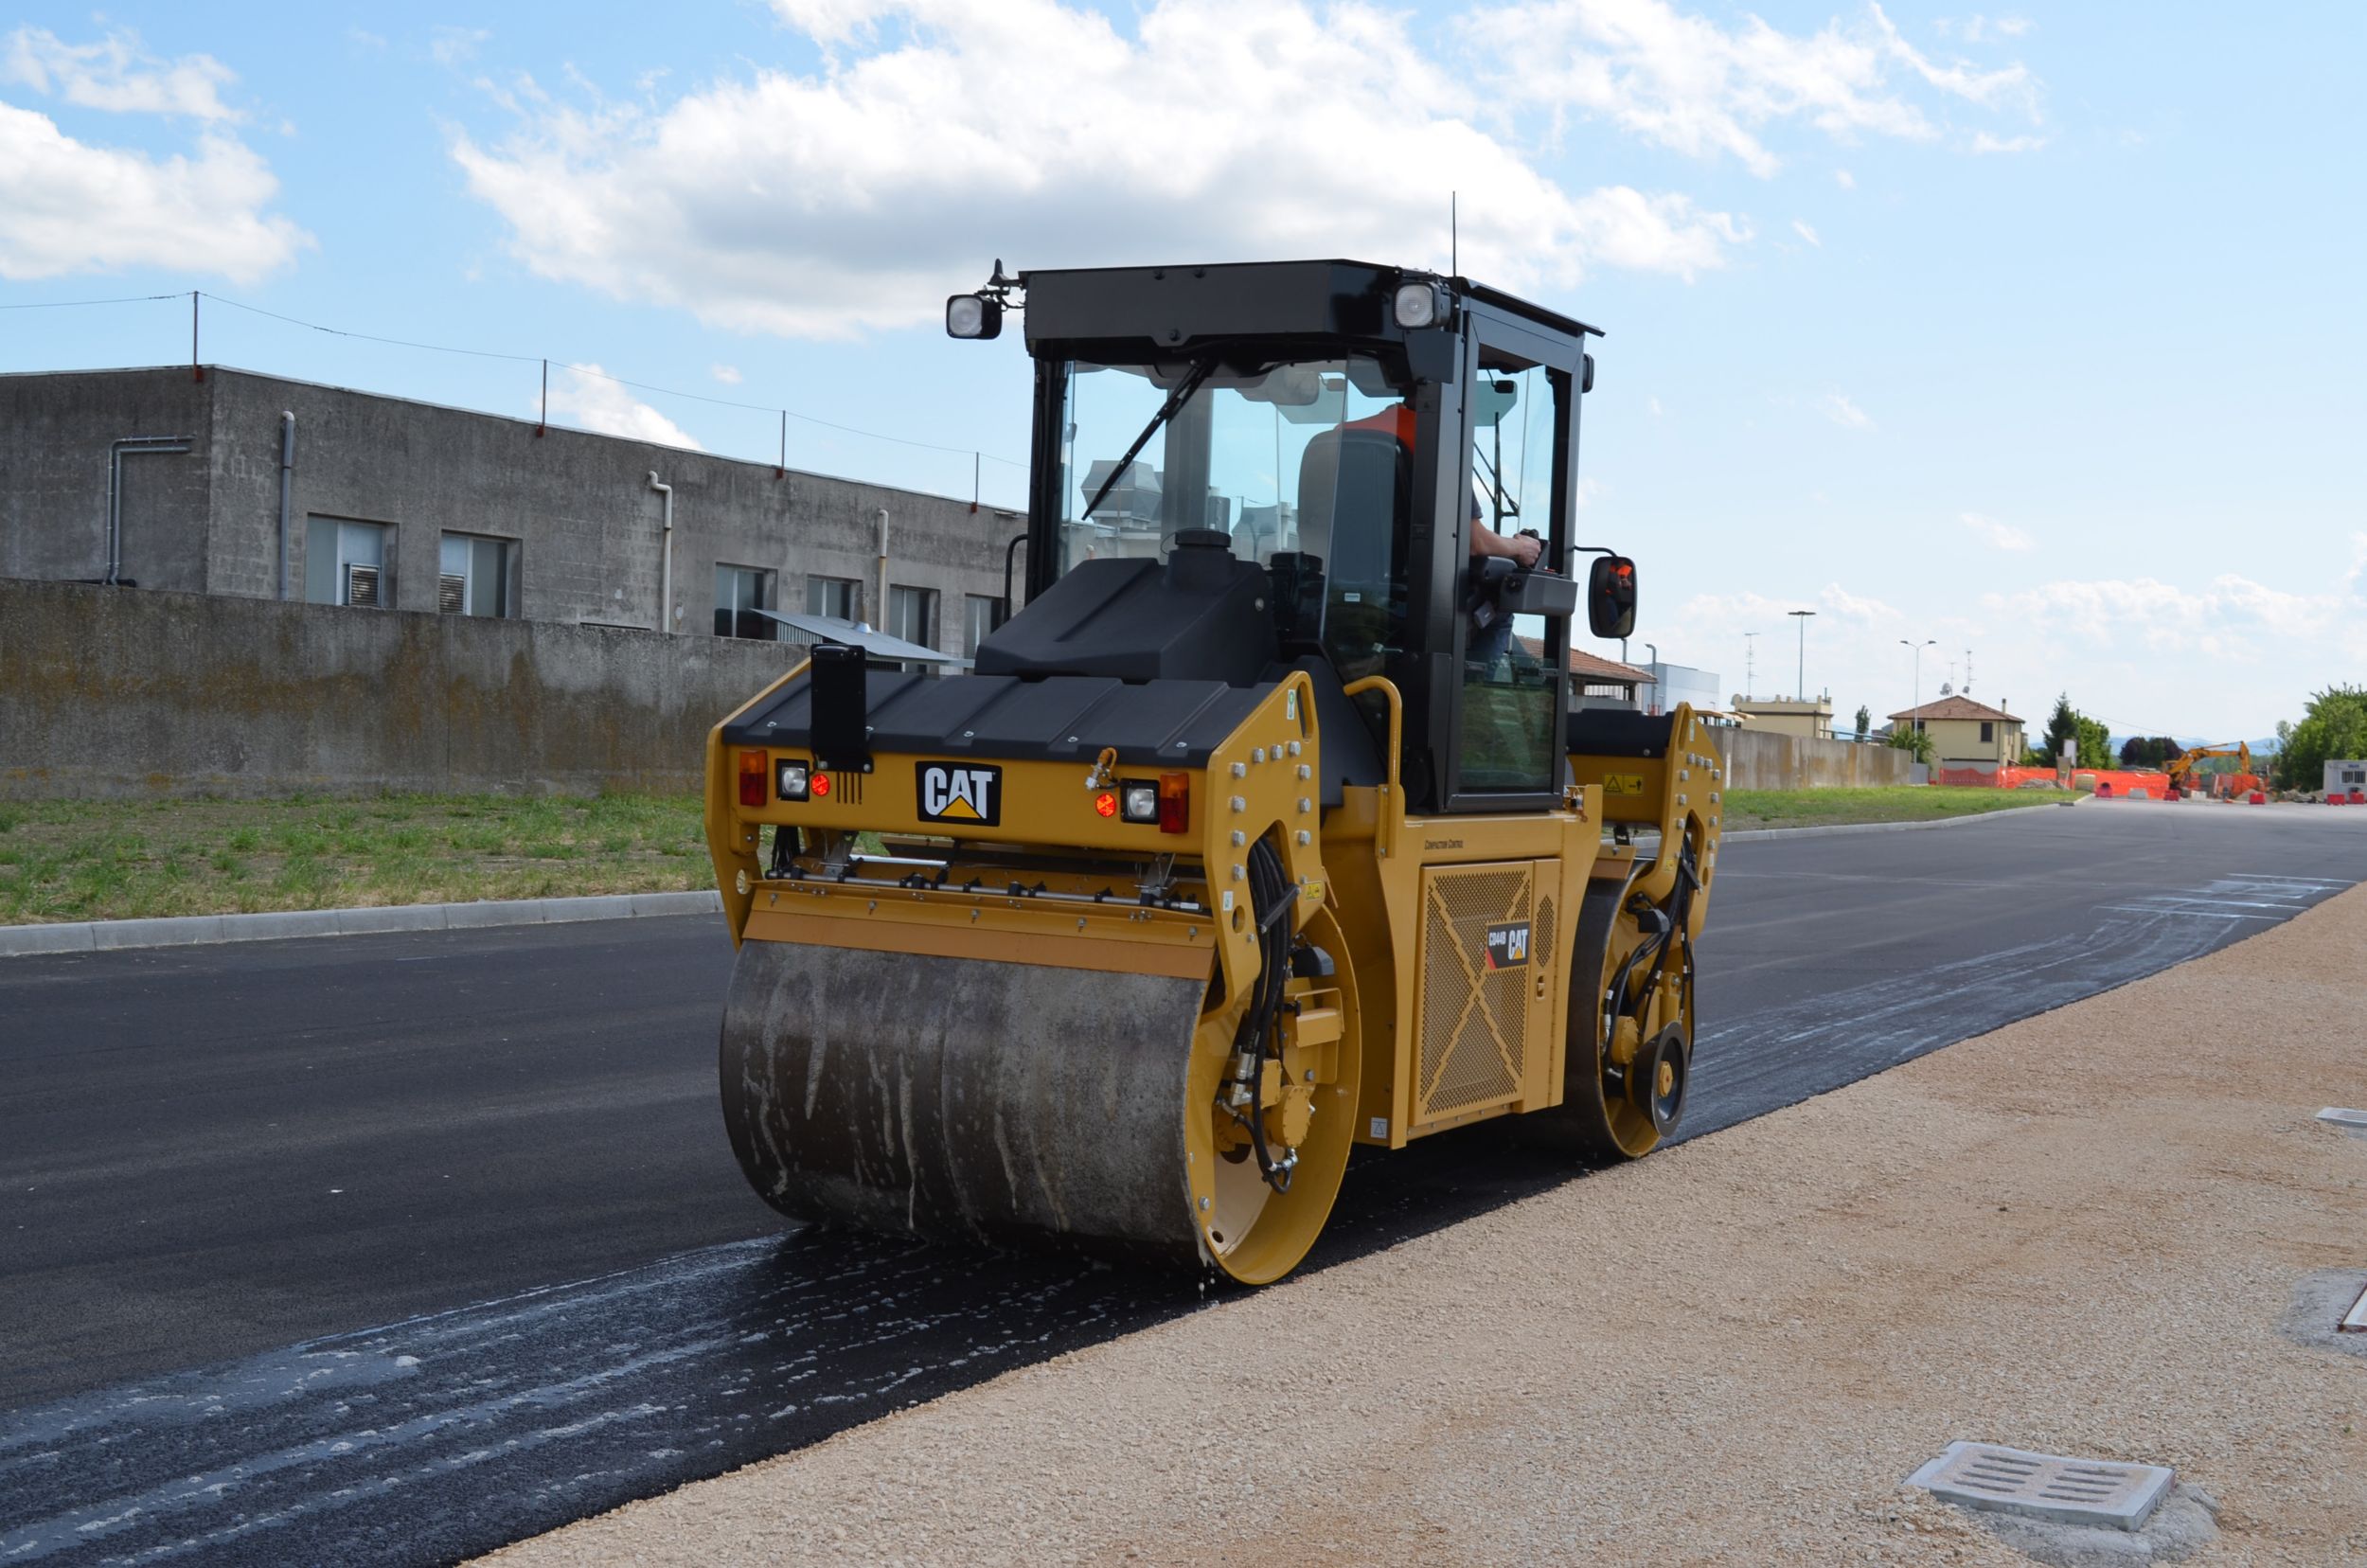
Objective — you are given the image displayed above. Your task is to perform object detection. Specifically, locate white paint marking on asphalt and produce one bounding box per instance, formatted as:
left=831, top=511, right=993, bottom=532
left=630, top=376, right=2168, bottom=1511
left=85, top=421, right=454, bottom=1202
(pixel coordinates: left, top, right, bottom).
left=2317, top=1107, right=2367, bottom=1131
left=2094, top=906, right=2279, bottom=921
left=2343, top=1283, right=2367, bottom=1333
left=1909, top=1441, right=2173, bottom=1531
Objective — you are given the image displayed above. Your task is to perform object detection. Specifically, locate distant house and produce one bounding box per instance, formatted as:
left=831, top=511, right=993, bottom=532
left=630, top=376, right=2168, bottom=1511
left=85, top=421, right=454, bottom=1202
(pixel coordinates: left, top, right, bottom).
left=1511, top=639, right=1650, bottom=710
left=1733, top=696, right=1834, bottom=739
left=1567, top=648, right=1651, bottom=711
left=1889, top=695, right=2025, bottom=765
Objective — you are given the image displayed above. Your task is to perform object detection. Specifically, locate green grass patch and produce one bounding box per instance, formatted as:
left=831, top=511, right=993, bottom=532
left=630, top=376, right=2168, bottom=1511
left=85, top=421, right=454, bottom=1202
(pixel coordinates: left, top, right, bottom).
left=1720, top=785, right=2056, bottom=831
left=0, top=793, right=711, bottom=925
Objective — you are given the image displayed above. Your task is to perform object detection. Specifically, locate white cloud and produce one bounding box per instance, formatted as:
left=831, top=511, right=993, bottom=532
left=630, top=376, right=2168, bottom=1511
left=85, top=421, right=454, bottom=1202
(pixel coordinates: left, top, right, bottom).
left=1818, top=391, right=1874, bottom=430
left=3, top=26, right=240, bottom=121
left=1646, top=394, right=1664, bottom=416
left=1938, top=16, right=2034, bottom=44
left=1961, top=511, right=2034, bottom=551
left=1791, top=218, right=1821, bottom=246
left=432, top=27, right=491, bottom=67
left=1487, top=0, right=2038, bottom=178
left=1834, top=168, right=1856, bottom=188
left=1970, top=131, right=2047, bottom=153
left=1982, top=552, right=2367, bottom=661
left=710, top=363, right=742, bottom=384
left=541, top=365, right=703, bottom=449
left=0, top=101, right=309, bottom=281
left=451, top=0, right=1772, bottom=339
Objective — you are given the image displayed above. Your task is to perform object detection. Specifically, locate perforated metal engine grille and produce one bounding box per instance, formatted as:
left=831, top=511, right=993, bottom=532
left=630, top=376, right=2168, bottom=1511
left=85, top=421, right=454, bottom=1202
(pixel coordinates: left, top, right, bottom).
left=1416, top=865, right=1532, bottom=1123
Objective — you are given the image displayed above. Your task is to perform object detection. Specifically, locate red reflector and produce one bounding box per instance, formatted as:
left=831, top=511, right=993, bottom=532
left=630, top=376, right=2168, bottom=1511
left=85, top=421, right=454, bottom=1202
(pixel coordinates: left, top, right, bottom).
left=738, top=750, right=766, bottom=808
left=1158, top=772, right=1189, bottom=834
left=811, top=772, right=831, bottom=797
left=1094, top=791, right=1118, bottom=818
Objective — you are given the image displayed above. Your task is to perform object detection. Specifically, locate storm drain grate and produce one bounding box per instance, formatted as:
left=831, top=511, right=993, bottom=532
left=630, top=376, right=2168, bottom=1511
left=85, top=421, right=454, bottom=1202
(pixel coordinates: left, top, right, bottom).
left=1909, top=1442, right=2173, bottom=1531
left=2317, top=1107, right=2367, bottom=1134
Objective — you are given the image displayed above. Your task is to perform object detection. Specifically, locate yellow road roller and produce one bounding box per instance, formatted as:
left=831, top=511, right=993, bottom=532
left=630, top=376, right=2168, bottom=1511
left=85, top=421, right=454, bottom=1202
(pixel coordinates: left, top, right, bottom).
left=705, top=259, right=1722, bottom=1284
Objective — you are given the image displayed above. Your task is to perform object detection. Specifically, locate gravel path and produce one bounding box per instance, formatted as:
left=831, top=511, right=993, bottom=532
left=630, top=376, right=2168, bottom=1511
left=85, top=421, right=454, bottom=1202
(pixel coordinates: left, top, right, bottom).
left=483, top=884, right=2367, bottom=1567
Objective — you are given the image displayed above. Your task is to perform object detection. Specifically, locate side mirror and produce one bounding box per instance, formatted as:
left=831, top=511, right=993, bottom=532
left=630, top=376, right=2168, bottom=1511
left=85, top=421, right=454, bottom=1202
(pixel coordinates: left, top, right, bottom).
left=1587, top=554, right=1636, bottom=639
left=1580, top=352, right=1595, bottom=395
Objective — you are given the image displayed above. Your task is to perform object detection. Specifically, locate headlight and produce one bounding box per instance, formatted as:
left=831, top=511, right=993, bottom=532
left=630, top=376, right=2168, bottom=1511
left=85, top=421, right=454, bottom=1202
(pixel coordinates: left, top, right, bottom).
left=1119, top=781, right=1160, bottom=824
left=945, top=294, right=1001, bottom=340
left=1393, top=280, right=1447, bottom=330
left=776, top=759, right=811, bottom=800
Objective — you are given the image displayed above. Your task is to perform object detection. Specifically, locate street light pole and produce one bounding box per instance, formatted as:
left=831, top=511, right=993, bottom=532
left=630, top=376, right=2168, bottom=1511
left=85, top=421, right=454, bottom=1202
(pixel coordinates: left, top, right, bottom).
left=1789, top=608, right=1815, bottom=705
left=1899, top=637, right=1936, bottom=730
left=1644, top=641, right=1659, bottom=714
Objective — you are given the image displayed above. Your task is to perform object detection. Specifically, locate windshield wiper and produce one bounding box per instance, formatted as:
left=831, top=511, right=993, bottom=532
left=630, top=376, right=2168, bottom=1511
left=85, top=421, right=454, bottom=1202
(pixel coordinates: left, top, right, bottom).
left=1078, top=358, right=1220, bottom=523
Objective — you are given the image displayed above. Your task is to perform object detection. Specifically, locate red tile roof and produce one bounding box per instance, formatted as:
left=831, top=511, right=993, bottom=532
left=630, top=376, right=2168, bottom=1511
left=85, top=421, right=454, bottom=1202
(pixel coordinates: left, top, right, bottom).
left=1888, top=695, right=2022, bottom=723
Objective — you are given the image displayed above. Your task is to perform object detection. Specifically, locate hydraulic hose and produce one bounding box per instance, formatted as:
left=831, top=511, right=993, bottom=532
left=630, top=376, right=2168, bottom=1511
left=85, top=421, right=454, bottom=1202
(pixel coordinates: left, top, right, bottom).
left=1232, top=837, right=1299, bottom=1193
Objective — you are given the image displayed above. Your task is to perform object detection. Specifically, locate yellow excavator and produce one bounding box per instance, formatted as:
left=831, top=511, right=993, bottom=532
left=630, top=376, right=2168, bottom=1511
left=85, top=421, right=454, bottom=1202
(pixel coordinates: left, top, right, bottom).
left=2162, top=741, right=2252, bottom=798
left=704, top=259, right=1722, bottom=1283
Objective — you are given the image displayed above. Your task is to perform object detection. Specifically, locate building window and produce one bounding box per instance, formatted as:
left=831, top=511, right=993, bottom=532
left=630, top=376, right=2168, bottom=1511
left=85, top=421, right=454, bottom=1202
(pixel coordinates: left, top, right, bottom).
left=962, top=594, right=1004, bottom=660
left=888, top=585, right=937, bottom=650
left=716, top=564, right=775, bottom=638
left=1980, top=721, right=1994, bottom=743
left=304, top=517, right=392, bottom=608
left=438, top=532, right=518, bottom=617
left=807, top=575, right=861, bottom=624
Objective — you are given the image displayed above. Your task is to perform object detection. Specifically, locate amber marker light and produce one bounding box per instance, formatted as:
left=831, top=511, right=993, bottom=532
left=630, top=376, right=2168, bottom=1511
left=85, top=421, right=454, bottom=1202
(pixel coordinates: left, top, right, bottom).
left=1157, top=772, right=1189, bottom=833
left=738, top=750, right=767, bottom=808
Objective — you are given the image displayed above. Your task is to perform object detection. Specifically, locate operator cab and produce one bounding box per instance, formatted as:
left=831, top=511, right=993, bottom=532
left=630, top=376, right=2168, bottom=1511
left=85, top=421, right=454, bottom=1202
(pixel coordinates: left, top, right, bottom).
left=952, top=259, right=1631, bottom=816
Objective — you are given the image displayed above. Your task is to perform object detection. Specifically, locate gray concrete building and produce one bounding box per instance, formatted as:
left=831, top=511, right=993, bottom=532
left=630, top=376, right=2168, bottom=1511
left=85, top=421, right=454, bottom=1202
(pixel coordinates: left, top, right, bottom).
left=0, top=365, right=1017, bottom=659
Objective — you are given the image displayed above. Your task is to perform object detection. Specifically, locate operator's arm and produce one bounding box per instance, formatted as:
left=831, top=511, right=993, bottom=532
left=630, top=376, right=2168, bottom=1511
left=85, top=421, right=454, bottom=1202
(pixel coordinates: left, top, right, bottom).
left=1469, top=520, right=1542, bottom=568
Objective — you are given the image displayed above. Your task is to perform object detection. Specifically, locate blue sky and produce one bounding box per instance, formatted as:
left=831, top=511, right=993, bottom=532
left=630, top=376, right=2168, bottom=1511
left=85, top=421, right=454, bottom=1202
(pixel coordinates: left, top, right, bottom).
left=3, top=2, right=2359, bottom=740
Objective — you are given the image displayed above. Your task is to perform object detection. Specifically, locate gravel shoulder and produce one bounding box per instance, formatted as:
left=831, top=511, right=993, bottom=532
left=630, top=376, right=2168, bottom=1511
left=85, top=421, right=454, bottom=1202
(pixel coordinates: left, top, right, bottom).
left=482, top=884, right=2367, bottom=1568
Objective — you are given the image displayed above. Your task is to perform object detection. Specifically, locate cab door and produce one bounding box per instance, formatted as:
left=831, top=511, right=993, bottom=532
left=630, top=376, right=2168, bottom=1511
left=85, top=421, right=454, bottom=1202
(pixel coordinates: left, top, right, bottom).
left=1439, top=309, right=1580, bottom=815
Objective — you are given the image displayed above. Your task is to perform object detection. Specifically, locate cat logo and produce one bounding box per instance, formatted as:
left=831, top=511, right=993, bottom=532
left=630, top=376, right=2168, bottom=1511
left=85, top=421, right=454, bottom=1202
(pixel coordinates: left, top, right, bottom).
left=1483, top=920, right=1530, bottom=971
left=915, top=762, right=1003, bottom=827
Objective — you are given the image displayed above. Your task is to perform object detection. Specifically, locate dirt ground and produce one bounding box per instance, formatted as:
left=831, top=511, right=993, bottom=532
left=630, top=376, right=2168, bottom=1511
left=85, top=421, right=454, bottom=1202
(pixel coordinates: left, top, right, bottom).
left=482, top=884, right=2367, bottom=1567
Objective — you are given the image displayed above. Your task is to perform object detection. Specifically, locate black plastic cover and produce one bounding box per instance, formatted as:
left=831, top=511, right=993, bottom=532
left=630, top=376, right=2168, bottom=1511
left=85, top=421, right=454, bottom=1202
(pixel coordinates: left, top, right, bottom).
left=1566, top=708, right=1675, bottom=758
left=724, top=669, right=1272, bottom=771
left=722, top=655, right=1386, bottom=808
left=972, top=533, right=1276, bottom=686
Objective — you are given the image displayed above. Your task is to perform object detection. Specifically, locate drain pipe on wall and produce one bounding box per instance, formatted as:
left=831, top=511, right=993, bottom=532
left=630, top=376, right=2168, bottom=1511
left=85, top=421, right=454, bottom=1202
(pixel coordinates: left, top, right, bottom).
left=648, top=472, right=674, bottom=633
left=874, top=507, right=890, bottom=629
left=276, top=413, right=295, bottom=599
left=105, top=435, right=193, bottom=586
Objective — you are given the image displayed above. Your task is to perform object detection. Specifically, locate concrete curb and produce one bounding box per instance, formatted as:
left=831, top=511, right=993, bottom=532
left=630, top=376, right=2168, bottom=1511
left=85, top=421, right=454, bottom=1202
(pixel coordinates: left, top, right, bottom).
left=1722, top=797, right=2076, bottom=843
left=0, top=889, right=724, bottom=960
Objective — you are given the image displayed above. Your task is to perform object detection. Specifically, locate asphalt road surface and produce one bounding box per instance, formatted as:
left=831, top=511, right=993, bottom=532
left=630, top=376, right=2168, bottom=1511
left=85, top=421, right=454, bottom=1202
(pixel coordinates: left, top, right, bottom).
left=5, top=801, right=2362, bottom=1565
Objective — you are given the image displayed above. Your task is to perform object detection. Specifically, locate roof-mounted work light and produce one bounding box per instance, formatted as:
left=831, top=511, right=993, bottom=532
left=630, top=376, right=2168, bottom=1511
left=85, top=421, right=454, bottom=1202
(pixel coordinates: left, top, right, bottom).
left=947, top=258, right=1021, bottom=340
left=1393, top=279, right=1449, bottom=330
left=946, top=293, right=1001, bottom=340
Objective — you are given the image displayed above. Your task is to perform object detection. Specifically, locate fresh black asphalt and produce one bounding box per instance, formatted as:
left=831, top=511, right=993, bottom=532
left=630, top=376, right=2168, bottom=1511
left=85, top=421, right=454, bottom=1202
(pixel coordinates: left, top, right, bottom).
left=4, top=802, right=2362, bottom=1565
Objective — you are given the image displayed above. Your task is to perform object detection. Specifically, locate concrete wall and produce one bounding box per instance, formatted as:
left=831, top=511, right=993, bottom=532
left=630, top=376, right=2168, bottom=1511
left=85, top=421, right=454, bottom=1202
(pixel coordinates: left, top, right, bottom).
left=1718, top=726, right=1916, bottom=791
left=0, top=365, right=1016, bottom=657
left=0, top=579, right=808, bottom=799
